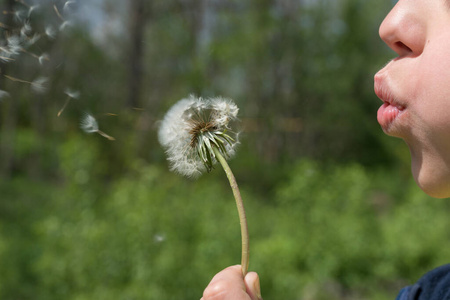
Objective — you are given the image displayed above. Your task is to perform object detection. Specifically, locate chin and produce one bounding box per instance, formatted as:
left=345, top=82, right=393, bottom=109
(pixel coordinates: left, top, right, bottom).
left=412, top=167, right=450, bottom=199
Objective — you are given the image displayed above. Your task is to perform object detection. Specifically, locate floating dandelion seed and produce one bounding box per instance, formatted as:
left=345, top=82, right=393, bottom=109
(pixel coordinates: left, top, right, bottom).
left=158, top=95, right=249, bottom=276
left=57, top=88, right=79, bottom=117
left=38, top=53, right=49, bottom=65
left=80, top=113, right=115, bottom=141
left=4, top=75, right=48, bottom=94
left=153, top=233, right=166, bottom=243
left=0, top=51, right=15, bottom=63
left=20, top=20, right=32, bottom=37
left=59, top=20, right=72, bottom=31
left=45, top=25, right=57, bottom=39
left=6, top=35, right=24, bottom=55
left=31, top=76, right=48, bottom=94
left=63, top=1, right=77, bottom=14
left=3, top=10, right=25, bottom=22
left=0, top=90, right=10, bottom=101
left=25, top=33, right=40, bottom=47
left=27, top=5, right=39, bottom=17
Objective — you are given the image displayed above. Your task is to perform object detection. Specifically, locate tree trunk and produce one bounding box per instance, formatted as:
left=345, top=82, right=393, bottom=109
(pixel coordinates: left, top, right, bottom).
left=127, top=0, right=148, bottom=109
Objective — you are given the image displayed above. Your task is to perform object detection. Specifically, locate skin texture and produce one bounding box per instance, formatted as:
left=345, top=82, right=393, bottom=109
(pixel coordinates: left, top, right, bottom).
left=202, top=1, right=450, bottom=298
left=375, top=0, right=450, bottom=198
left=201, top=266, right=262, bottom=300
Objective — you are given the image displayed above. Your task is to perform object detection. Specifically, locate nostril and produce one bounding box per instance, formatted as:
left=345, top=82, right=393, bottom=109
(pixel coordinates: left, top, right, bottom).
left=394, top=41, right=412, bottom=54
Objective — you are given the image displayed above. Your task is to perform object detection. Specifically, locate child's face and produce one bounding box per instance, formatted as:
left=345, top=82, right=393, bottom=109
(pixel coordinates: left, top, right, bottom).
left=375, top=0, right=450, bottom=198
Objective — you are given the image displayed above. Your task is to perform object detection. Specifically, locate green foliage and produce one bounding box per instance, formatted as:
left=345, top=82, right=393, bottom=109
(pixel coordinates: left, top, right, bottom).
left=1, top=156, right=449, bottom=299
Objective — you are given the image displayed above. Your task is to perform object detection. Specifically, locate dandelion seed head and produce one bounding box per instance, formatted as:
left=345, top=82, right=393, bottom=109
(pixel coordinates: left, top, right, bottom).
left=31, top=76, right=48, bottom=94
left=158, top=95, right=240, bottom=178
left=80, top=113, right=98, bottom=133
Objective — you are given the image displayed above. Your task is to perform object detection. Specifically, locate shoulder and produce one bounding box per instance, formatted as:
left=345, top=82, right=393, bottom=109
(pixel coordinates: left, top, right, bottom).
left=396, top=264, right=450, bottom=300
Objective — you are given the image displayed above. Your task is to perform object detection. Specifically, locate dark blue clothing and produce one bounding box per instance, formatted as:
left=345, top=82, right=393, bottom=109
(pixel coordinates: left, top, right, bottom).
left=396, top=264, right=450, bottom=300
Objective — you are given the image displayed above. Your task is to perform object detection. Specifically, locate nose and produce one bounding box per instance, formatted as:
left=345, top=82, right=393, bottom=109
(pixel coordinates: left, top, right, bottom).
left=379, top=0, right=425, bottom=57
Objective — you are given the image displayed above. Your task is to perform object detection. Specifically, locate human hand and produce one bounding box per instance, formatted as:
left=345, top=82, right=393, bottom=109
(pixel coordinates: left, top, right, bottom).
left=201, top=265, right=262, bottom=300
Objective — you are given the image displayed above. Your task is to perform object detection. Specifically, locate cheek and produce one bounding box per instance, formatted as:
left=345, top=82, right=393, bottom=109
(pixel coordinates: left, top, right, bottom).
left=411, top=52, right=450, bottom=131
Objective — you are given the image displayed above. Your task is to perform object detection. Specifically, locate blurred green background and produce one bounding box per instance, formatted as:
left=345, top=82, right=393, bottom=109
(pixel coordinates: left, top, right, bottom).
left=1, top=0, right=449, bottom=299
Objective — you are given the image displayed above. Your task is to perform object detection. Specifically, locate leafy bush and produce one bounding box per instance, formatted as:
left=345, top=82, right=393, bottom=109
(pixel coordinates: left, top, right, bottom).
left=1, top=157, right=449, bottom=299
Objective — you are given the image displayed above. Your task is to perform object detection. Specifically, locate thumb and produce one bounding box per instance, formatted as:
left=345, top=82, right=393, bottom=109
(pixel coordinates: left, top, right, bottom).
left=244, top=272, right=262, bottom=300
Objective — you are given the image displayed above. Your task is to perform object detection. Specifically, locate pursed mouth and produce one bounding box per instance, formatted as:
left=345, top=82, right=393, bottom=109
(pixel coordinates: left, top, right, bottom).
left=374, top=75, right=406, bottom=131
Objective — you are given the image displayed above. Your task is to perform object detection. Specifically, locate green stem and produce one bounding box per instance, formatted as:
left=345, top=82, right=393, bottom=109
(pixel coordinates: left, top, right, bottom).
left=213, top=147, right=249, bottom=277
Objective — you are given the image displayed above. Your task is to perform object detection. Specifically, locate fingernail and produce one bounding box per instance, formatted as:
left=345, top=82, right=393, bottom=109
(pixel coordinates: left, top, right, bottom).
left=254, top=276, right=262, bottom=300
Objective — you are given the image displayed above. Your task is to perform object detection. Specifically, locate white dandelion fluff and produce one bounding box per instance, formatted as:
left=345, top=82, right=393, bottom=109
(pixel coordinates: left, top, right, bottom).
left=20, top=21, right=32, bottom=37
left=59, top=21, right=72, bottom=32
left=158, top=95, right=239, bottom=178
left=57, top=88, right=80, bottom=117
left=31, top=76, right=49, bottom=94
left=45, top=25, right=57, bottom=39
left=80, top=113, right=115, bottom=141
left=28, top=4, right=39, bottom=17
left=6, top=35, right=24, bottom=55
left=80, top=113, right=98, bottom=133
left=63, top=1, right=77, bottom=14
left=0, top=90, right=10, bottom=101
left=64, top=88, right=80, bottom=99
left=38, top=53, right=50, bottom=65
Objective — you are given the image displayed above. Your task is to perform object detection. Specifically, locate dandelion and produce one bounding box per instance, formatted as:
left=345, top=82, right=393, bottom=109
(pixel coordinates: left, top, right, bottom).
left=57, top=88, right=79, bottom=117
left=158, top=95, right=249, bottom=276
left=158, top=95, right=240, bottom=177
left=80, top=113, right=115, bottom=141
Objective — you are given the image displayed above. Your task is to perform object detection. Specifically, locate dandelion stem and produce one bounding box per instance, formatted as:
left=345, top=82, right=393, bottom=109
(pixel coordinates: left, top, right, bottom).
left=57, top=96, right=70, bottom=117
left=212, top=147, right=249, bottom=277
left=4, top=74, right=30, bottom=84
left=53, top=5, right=64, bottom=21
left=97, top=130, right=115, bottom=141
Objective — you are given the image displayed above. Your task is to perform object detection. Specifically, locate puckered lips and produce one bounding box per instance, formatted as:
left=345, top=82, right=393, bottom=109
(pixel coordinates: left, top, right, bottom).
left=374, top=76, right=405, bottom=132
